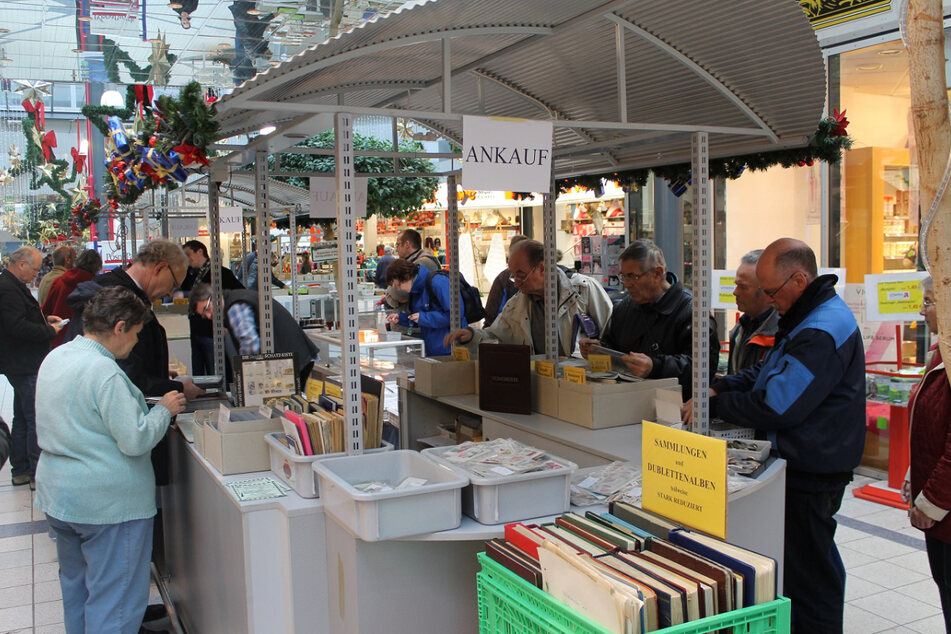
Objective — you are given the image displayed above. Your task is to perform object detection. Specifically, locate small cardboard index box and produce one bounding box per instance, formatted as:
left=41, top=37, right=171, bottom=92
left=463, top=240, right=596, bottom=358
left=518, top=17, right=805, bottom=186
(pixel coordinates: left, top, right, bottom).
left=557, top=377, right=680, bottom=429
left=198, top=406, right=284, bottom=475
left=413, top=356, right=477, bottom=397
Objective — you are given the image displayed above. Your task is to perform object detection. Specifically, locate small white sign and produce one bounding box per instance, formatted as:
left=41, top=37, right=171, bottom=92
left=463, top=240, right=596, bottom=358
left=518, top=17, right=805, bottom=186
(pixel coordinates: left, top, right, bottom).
left=168, top=217, right=200, bottom=239
left=219, top=207, right=244, bottom=234
left=309, top=177, right=369, bottom=218
left=462, top=115, right=553, bottom=193
left=865, top=271, right=928, bottom=322
left=711, top=269, right=737, bottom=310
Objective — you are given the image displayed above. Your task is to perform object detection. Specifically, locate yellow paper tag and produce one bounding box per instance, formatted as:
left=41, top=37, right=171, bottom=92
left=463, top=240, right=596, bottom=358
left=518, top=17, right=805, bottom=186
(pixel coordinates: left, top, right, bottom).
left=588, top=354, right=612, bottom=373
left=305, top=378, right=324, bottom=402
left=535, top=360, right=555, bottom=378
left=563, top=366, right=587, bottom=384
left=324, top=382, right=342, bottom=399
left=451, top=346, right=471, bottom=361
left=641, top=421, right=727, bottom=539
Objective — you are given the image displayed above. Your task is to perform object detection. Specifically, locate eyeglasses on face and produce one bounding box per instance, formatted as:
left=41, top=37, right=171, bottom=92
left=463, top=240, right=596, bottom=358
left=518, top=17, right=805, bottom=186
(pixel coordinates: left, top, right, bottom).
left=922, top=298, right=936, bottom=308
left=511, top=263, right=538, bottom=283
left=622, top=270, right=650, bottom=284
left=763, top=272, right=798, bottom=299
left=165, top=264, right=181, bottom=290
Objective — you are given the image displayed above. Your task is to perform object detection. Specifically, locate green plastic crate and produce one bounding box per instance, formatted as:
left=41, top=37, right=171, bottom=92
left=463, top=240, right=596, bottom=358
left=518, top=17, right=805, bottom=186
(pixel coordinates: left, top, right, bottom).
left=476, top=552, right=791, bottom=634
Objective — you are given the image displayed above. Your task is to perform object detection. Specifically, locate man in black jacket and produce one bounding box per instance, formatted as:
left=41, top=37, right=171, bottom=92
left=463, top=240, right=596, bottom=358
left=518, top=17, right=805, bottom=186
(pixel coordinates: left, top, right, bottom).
left=580, top=240, right=718, bottom=399
left=0, top=247, right=66, bottom=485
left=684, top=238, right=865, bottom=634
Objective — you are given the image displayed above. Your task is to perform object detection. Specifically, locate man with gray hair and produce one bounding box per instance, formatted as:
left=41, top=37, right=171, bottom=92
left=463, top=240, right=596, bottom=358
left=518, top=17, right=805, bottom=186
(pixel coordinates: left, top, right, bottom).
left=728, top=249, right=779, bottom=374
left=580, top=239, right=718, bottom=399
left=37, top=244, right=75, bottom=306
left=0, top=247, right=67, bottom=486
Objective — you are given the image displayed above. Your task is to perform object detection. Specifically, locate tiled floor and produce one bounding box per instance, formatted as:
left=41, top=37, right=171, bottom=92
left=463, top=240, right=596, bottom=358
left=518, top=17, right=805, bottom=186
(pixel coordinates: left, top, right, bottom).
left=0, top=375, right=947, bottom=633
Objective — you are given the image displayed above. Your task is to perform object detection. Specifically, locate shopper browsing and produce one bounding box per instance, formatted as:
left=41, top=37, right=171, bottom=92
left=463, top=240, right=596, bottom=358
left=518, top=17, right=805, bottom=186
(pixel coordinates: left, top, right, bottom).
left=727, top=249, right=779, bottom=374
left=41, top=248, right=103, bottom=349
left=902, top=276, right=951, bottom=632
left=0, top=247, right=66, bottom=487
left=37, top=244, right=75, bottom=306
left=444, top=239, right=612, bottom=357
left=579, top=240, right=718, bottom=399
left=384, top=258, right=460, bottom=356
left=35, top=286, right=186, bottom=634
left=385, top=229, right=441, bottom=327
left=482, top=234, right=528, bottom=327
left=682, top=238, right=865, bottom=633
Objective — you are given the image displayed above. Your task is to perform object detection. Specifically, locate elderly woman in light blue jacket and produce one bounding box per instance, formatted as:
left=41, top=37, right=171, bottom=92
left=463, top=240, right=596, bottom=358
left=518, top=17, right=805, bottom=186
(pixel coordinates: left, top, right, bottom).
left=34, top=287, right=186, bottom=634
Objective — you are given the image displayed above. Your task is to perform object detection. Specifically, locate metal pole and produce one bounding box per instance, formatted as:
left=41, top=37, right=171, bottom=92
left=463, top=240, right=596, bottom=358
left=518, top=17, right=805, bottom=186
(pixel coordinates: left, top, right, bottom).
left=336, top=112, right=363, bottom=455
left=208, top=181, right=226, bottom=377
left=690, top=132, right=711, bottom=435
left=446, top=173, right=461, bottom=330
left=160, top=190, right=170, bottom=239
left=255, top=150, right=274, bottom=353
left=119, top=210, right=128, bottom=265
left=129, top=207, right=138, bottom=252
left=290, top=206, right=299, bottom=320
left=543, top=178, right=558, bottom=361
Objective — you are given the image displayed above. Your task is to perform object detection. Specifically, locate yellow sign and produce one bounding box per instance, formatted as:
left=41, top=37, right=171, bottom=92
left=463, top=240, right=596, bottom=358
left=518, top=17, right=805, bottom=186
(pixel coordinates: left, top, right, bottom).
left=324, top=382, right=342, bottom=399
left=718, top=275, right=736, bottom=306
left=641, top=421, right=727, bottom=539
left=535, top=360, right=555, bottom=378
left=877, top=280, right=923, bottom=315
left=563, top=366, right=587, bottom=385
left=800, top=0, right=891, bottom=29
left=588, top=354, right=612, bottom=373
left=451, top=346, right=471, bottom=361
left=305, top=378, right=324, bottom=402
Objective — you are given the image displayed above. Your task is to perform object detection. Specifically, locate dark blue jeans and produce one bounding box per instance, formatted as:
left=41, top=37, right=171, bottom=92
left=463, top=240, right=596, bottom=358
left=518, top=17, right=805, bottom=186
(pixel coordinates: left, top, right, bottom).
left=190, top=335, right=215, bottom=376
left=785, top=485, right=847, bottom=634
left=7, top=373, right=39, bottom=479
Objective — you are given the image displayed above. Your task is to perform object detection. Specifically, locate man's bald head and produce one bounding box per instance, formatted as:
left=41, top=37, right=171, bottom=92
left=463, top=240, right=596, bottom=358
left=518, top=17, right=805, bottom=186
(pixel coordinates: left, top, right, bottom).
left=756, top=238, right=818, bottom=315
left=761, top=238, right=817, bottom=282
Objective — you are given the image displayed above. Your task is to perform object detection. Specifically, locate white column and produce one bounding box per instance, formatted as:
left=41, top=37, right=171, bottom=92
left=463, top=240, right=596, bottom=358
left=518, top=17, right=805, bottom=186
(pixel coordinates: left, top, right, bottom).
left=446, top=173, right=461, bottom=330
left=543, top=174, right=558, bottom=361
left=290, top=207, right=299, bottom=320
left=690, top=132, right=712, bottom=435
left=208, top=181, right=226, bottom=376
left=255, top=150, right=274, bottom=353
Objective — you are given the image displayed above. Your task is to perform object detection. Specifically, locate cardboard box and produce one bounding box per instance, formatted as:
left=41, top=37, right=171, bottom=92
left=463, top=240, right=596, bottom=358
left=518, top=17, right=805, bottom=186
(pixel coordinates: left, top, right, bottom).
left=556, top=377, right=680, bottom=429
left=198, top=407, right=285, bottom=475
left=414, top=356, right=477, bottom=397
left=531, top=374, right=560, bottom=418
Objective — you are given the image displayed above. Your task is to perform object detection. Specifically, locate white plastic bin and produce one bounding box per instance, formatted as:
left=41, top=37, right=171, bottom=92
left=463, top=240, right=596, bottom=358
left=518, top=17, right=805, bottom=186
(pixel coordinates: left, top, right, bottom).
left=421, top=445, right=577, bottom=525
left=312, top=450, right=468, bottom=541
left=265, top=433, right=393, bottom=498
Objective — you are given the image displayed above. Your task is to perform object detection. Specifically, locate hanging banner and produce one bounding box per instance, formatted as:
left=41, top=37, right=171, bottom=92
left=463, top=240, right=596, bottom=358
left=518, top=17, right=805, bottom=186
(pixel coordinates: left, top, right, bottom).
left=168, top=217, right=200, bottom=239
left=309, top=177, right=369, bottom=218
left=642, top=421, right=727, bottom=539
left=88, top=0, right=142, bottom=38
left=462, top=115, right=553, bottom=193
left=219, top=207, right=244, bottom=234
left=865, top=272, right=929, bottom=322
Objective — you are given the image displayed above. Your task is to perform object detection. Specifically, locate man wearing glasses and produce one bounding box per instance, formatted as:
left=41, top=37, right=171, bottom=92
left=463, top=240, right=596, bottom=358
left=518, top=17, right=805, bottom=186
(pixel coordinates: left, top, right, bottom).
left=683, top=238, right=864, bottom=634
left=0, top=247, right=67, bottom=487
left=580, top=240, right=719, bottom=400
left=727, top=249, right=779, bottom=375
left=443, top=239, right=612, bottom=356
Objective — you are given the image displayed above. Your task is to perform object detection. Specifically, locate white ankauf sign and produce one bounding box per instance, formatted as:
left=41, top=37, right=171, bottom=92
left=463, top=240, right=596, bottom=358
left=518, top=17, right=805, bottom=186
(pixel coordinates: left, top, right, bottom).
left=218, top=207, right=244, bottom=234
left=461, top=116, right=553, bottom=193
left=309, top=177, right=369, bottom=218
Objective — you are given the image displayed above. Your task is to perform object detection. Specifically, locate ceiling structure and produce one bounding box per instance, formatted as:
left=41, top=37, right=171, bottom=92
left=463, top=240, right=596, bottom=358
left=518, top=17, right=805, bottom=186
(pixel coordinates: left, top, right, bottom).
left=213, top=0, right=828, bottom=180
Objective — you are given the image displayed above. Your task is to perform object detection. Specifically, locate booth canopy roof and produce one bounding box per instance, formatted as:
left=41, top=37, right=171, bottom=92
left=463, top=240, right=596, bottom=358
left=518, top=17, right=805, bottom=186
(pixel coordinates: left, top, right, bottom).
left=186, top=173, right=311, bottom=212
left=214, top=0, right=826, bottom=178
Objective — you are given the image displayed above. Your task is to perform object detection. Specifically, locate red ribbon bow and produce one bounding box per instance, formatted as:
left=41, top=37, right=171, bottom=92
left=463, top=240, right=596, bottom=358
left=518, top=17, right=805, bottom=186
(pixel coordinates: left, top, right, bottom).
left=41, top=130, right=57, bottom=162
left=172, top=143, right=209, bottom=167
left=71, top=147, right=87, bottom=174
left=21, top=99, right=45, bottom=129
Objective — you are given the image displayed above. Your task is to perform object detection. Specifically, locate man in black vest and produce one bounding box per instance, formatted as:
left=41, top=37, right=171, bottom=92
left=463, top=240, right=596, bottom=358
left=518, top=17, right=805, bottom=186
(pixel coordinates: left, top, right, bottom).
left=188, top=283, right=318, bottom=386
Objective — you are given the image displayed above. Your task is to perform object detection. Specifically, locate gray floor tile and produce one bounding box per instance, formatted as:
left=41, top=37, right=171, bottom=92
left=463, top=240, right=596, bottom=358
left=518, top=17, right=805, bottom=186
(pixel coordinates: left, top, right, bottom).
left=862, top=508, right=918, bottom=532
left=34, top=600, right=65, bottom=627
left=895, top=579, right=943, bottom=609
left=840, top=544, right=879, bottom=569
left=850, top=560, right=931, bottom=588
left=0, top=584, right=33, bottom=609
left=905, top=614, right=948, bottom=634
left=0, top=509, right=31, bottom=525
left=840, top=497, right=891, bottom=519
left=0, top=604, right=33, bottom=631
left=851, top=590, right=941, bottom=625
left=848, top=535, right=918, bottom=560
left=33, top=543, right=59, bottom=564
left=36, top=624, right=67, bottom=634
left=34, top=580, right=62, bottom=603
left=846, top=576, right=888, bottom=601
left=0, top=564, right=32, bottom=589
left=877, top=628, right=920, bottom=633
left=0, top=534, right=32, bottom=553
left=890, top=550, right=932, bottom=573
left=33, top=561, right=60, bottom=583
left=836, top=524, right=871, bottom=544
left=0, top=548, right=33, bottom=569
left=844, top=604, right=899, bottom=633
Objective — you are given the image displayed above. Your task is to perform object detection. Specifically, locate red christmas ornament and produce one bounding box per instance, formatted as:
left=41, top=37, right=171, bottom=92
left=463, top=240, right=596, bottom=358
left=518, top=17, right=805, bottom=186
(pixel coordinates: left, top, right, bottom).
left=829, top=108, right=849, bottom=137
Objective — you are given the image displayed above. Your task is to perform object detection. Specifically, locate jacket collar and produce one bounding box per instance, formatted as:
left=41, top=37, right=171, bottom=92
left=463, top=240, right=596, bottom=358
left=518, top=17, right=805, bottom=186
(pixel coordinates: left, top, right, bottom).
left=776, top=274, right=837, bottom=340
left=641, top=271, right=684, bottom=316
left=1, top=269, right=31, bottom=294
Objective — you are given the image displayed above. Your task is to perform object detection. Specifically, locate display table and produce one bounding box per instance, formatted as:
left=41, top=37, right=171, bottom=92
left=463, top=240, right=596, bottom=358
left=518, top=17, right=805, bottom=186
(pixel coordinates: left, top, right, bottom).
left=308, top=330, right=426, bottom=373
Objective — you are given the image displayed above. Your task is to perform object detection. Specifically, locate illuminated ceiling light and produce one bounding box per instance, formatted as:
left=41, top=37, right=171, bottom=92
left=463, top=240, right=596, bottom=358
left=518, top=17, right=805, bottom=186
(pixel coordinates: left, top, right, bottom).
left=78, top=15, right=91, bottom=22
left=878, top=48, right=903, bottom=55
left=259, top=125, right=277, bottom=135
left=71, top=47, right=83, bottom=53
left=0, top=48, right=11, bottom=64
left=247, top=7, right=262, bottom=15
left=168, top=2, right=183, bottom=9
left=100, top=89, right=124, bottom=107
left=857, top=63, right=883, bottom=71
left=0, top=28, right=9, bottom=34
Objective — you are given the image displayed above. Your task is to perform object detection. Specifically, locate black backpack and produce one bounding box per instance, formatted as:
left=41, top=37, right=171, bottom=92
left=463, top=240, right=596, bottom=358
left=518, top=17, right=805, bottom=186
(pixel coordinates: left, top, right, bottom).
left=425, top=269, right=486, bottom=325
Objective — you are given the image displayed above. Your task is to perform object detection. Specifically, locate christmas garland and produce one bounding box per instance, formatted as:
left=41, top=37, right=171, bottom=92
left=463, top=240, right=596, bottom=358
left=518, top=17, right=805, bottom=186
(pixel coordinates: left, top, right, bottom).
left=101, top=38, right=178, bottom=85
left=512, top=110, right=853, bottom=199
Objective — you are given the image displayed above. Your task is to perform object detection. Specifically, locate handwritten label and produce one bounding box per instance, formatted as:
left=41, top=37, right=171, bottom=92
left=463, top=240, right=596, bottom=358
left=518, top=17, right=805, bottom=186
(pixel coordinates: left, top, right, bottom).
left=258, top=405, right=274, bottom=420
left=588, top=354, right=612, bottom=373
left=451, top=346, right=471, bottom=362
left=535, top=360, right=555, bottom=378
left=563, top=366, right=587, bottom=385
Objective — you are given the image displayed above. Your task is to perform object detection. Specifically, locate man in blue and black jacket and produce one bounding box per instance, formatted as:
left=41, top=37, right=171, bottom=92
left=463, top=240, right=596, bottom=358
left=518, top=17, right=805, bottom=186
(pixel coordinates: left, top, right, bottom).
left=684, top=238, right=864, bottom=634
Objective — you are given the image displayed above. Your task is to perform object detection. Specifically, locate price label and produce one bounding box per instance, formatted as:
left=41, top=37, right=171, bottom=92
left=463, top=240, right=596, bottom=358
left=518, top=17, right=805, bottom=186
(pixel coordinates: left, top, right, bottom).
left=588, top=354, right=612, bottom=373
left=563, top=366, right=587, bottom=385
left=535, top=360, right=555, bottom=378
left=258, top=405, right=274, bottom=420
left=451, top=346, right=471, bottom=361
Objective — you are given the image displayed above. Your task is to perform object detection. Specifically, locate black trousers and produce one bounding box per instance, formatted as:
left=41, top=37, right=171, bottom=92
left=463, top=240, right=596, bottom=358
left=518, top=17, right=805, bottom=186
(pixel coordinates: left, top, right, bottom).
left=784, top=485, right=847, bottom=634
left=926, top=535, right=951, bottom=633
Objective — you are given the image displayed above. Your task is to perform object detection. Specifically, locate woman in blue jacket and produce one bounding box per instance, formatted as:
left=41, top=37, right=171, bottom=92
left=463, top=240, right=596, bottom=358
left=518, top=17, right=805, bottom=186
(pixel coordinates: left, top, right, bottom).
left=384, top=258, right=460, bottom=356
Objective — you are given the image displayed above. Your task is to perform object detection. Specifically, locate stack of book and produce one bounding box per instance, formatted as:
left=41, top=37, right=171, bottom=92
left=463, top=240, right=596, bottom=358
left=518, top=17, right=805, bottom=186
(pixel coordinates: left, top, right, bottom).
left=484, top=502, right=776, bottom=633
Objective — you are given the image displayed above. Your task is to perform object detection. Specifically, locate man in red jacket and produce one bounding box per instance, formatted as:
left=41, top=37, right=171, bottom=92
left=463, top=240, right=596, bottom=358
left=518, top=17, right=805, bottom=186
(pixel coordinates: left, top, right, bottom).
left=41, top=249, right=102, bottom=348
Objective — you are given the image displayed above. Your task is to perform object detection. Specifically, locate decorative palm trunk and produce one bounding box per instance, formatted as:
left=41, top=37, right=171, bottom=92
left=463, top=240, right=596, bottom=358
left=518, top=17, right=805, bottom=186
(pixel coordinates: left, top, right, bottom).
left=907, top=0, right=951, bottom=386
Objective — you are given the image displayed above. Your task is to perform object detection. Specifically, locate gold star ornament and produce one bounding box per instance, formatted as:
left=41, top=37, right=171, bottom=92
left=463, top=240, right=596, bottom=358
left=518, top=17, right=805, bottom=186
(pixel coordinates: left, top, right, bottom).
left=8, top=145, right=21, bottom=170
left=37, top=162, right=59, bottom=181
left=148, top=33, right=172, bottom=86
left=68, top=174, right=90, bottom=206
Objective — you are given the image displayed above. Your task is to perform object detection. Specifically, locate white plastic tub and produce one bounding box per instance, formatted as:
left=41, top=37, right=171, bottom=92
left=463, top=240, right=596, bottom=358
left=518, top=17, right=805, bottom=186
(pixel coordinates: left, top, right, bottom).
left=421, top=445, right=577, bottom=525
left=312, top=450, right=468, bottom=541
left=265, top=433, right=393, bottom=499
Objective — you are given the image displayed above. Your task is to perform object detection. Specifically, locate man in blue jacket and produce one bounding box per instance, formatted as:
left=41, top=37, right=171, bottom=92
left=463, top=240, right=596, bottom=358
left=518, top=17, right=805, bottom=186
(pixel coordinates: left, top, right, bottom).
left=684, top=238, right=864, bottom=634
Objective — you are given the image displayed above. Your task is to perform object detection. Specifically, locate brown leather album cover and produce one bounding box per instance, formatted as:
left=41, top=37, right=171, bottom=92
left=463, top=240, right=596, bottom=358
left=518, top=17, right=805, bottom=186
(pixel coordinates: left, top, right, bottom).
left=478, top=343, right=531, bottom=414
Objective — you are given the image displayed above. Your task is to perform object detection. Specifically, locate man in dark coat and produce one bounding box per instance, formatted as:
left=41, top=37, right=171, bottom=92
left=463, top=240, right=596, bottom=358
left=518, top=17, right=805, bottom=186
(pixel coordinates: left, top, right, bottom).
left=0, top=247, right=66, bottom=485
